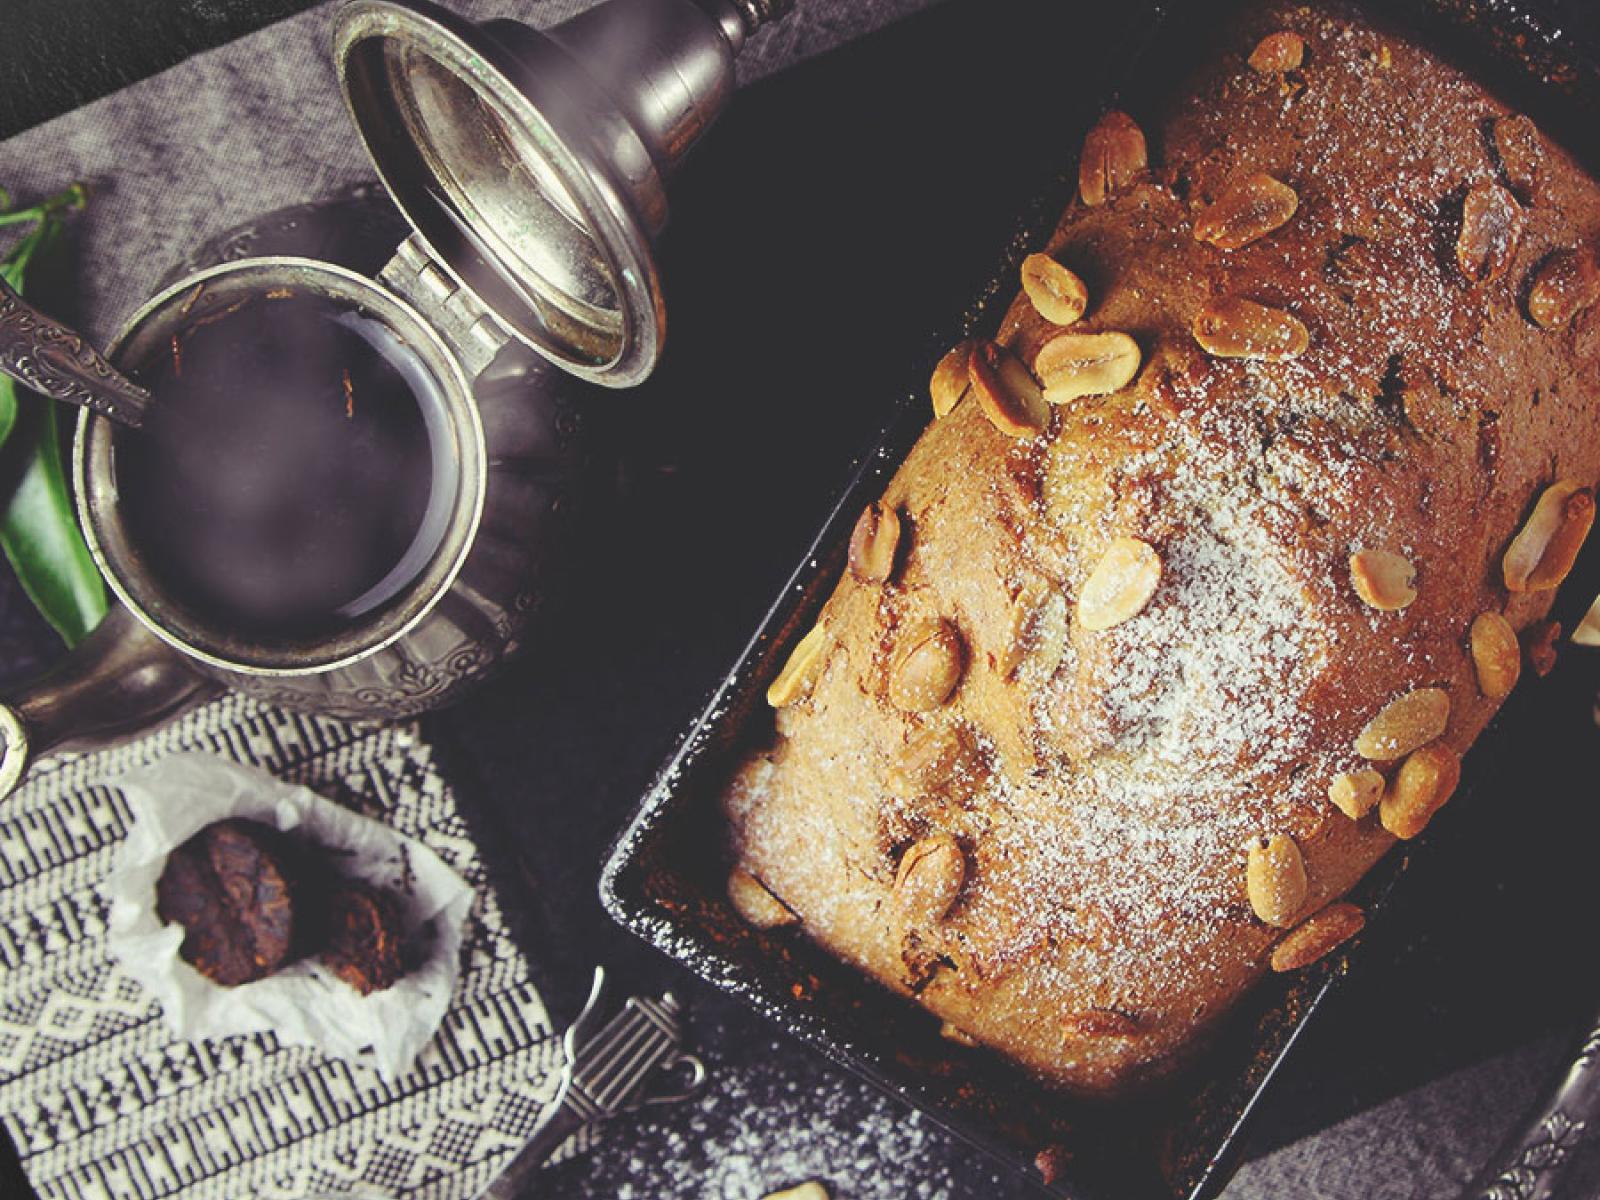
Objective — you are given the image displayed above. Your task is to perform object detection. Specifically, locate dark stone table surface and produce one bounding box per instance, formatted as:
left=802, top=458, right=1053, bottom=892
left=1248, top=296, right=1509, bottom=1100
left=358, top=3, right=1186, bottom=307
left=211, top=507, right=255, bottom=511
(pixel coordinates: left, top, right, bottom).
left=5, top=1, right=1600, bottom=1198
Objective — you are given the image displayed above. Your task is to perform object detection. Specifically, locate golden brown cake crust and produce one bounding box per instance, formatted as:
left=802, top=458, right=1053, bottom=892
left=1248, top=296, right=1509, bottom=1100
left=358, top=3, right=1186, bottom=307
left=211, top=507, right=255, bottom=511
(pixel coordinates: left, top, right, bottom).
left=724, top=0, right=1600, bottom=1095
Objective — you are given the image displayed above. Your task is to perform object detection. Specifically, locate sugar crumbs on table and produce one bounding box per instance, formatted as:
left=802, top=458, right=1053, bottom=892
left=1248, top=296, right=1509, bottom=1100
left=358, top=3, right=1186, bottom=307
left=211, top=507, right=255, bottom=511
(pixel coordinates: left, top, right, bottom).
left=600, top=1051, right=983, bottom=1200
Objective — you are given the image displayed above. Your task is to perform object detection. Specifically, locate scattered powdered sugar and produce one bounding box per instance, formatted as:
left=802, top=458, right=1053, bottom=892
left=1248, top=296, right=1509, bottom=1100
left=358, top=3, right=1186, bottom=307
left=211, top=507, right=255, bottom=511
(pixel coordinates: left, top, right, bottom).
left=955, top=402, right=1342, bottom=984
left=569, top=1034, right=1008, bottom=1200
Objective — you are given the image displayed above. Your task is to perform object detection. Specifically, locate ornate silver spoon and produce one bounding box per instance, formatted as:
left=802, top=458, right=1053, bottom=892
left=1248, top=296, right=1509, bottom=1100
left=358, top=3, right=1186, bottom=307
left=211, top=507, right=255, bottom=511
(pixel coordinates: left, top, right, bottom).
left=0, top=273, right=150, bottom=428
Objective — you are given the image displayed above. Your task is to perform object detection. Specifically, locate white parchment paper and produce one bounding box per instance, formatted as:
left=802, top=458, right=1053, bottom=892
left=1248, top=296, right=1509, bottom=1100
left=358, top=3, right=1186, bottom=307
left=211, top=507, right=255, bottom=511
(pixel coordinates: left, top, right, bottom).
left=105, top=751, right=474, bottom=1079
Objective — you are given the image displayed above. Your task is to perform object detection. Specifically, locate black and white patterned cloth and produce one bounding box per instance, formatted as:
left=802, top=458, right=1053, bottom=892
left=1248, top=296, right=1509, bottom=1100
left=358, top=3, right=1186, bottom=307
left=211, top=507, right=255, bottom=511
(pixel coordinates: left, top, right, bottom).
left=0, top=696, right=561, bottom=1200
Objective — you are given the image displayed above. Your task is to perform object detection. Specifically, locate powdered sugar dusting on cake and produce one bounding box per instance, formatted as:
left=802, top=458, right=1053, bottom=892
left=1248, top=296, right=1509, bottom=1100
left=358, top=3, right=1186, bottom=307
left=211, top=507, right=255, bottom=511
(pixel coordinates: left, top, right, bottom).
left=1093, top=469, right=1320, bottom=772
left=951, top=413, right=1335, bottom=989
left=726, top=733, right=894, bottom=938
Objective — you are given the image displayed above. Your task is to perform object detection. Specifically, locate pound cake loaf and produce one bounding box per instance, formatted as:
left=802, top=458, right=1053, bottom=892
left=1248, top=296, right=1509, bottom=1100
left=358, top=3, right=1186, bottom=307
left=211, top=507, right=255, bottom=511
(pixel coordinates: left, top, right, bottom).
left=721, top=0, right=1600, bottom=1095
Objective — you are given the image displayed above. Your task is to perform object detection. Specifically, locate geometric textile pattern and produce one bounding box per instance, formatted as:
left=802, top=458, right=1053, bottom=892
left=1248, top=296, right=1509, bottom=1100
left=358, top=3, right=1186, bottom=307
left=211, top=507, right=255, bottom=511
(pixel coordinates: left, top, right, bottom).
left=0, top=694, right=562, bottom=1200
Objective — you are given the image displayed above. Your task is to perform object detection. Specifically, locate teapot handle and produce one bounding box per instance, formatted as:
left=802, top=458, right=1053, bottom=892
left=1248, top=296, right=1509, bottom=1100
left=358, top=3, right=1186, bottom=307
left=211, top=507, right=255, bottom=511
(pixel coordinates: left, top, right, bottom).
left=0, top=604, right=219, bottom=799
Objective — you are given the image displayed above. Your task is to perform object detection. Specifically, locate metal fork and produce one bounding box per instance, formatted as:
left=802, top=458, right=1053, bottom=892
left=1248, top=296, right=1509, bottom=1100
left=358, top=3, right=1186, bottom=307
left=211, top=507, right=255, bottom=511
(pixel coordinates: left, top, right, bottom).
left=476, top=966, right=708, bottom=1198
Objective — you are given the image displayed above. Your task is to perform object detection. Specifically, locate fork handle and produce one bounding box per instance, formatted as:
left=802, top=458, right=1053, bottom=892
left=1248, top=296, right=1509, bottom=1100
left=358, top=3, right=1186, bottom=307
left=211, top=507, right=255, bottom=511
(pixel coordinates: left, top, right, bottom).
left=476, top=1102, right=586, bottom=1199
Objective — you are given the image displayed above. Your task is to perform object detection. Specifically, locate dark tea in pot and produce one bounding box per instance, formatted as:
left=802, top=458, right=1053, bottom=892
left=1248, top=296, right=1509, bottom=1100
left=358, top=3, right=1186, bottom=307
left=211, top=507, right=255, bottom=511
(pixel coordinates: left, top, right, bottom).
left=113, top=286, right=459, bottom=641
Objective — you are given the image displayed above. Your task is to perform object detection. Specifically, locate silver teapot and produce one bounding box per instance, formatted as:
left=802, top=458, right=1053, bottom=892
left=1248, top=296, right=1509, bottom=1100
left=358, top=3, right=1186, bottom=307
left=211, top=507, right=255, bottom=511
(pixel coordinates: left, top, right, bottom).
left=0, top=0, right=794, bottom=795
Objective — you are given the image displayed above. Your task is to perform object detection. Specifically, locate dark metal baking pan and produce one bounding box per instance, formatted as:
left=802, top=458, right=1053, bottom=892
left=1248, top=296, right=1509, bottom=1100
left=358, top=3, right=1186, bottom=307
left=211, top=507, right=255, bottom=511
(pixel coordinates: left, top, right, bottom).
left=600, top=1, right=1600, bottom=1196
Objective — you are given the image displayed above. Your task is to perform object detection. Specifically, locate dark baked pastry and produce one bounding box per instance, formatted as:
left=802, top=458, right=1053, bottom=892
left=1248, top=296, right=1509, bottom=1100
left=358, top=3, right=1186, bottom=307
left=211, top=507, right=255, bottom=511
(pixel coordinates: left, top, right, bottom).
left=156, top=818, right=413, bottom=996
left=156, top=818, right=306, bottom=986
left=723, top=0, right=1600, bottom=1095
left=320, top=880, right=406, bottom=996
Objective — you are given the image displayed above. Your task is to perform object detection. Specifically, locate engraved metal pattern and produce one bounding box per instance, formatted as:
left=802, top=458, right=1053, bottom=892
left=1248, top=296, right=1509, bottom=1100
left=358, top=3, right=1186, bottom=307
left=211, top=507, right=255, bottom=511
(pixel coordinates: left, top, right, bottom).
left=1469, top=1010, right=1600, bottom=1200
left=0, top=275, right=150, bottom=428
left=1478, top=1112, right=1587, bottom=1200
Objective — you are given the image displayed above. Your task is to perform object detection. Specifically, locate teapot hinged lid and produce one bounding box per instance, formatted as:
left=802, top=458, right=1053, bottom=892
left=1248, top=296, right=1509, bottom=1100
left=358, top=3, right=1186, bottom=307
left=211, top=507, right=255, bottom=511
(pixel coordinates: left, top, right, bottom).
left=332, top=0, right=667, bottom=388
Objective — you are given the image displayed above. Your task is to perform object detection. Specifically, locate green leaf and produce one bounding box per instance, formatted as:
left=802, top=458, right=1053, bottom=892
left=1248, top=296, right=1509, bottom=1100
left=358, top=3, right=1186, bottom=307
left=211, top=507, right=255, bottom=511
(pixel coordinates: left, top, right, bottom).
left=0, top=199, right=108, bottom=645
left=0, top=398, right=107, bottom=644
left=0, top=224, right=44, bottom=452
left=0, top=366, right=14, bottom=453
left=0, top=221, right=51, bottom=457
